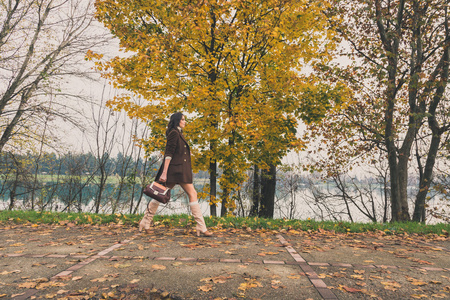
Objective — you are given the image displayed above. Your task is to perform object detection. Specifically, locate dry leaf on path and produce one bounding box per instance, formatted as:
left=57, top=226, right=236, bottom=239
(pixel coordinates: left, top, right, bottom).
left=0, top=270, right=21, bottom=275
left=114, top=263, right=131, bottom=269
left=198, top=284, right=213, bottom=292
left=340, top=285, right=362, bottom=293
left=381, top=281, right=401, bottom=291
left=238, top=279, right=262, bottom=291
left=18, top=282, right=36, bottom=289
left=72, top=276, right=83, bottom=281
left=152, top=265, right=166, bottom=270
left=411, top=281, right=427, bottom=286
left=56, top=290, right=69, bottom=295
left=44, top=293, right=56, bottom=299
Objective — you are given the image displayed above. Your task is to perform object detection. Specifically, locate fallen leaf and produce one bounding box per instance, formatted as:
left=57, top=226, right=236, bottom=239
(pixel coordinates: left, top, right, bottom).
left=44, top=293, right=56, bottom=299
left=341, top=285, right=362, bottom=293
left=238, top=279, right=262, bottom=291
left=431, top=293, right=447, bottom=298
left=152, top=265, right=166, bottom=270
left=72, top=276, right=83, bottom=281
left=411, top=281, right=427, bottom=286
left=381, top=281, right=401, bottom=291
left=130, top=279, right=140, bottom=283
left=410, top=294, right=428, bottom=299
left=11, top=293, right=25, bottom=298
left=18, top=282, right=36, bottom=289
left=198, top=284, right=213, bottom=292
left=114, top=263, right=131, bottom=269
left=56, top=290, right=69, bottom=295
left=0, top=270, right=21, bottom=275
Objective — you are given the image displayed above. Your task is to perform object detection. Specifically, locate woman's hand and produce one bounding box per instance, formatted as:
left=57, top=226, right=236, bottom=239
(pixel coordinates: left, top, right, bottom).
left=160, top=171, right=167, bottom=182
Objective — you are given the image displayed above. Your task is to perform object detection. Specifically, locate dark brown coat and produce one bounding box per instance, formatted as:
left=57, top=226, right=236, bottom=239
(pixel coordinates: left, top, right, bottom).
left=155, top=129, right=193, bottom=184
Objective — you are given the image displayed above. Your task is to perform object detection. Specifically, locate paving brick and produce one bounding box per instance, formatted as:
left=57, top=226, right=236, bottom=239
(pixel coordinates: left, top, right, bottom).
left=154, top=257, right=176, bottom=261
left=220, top=259, right=241, bottom=263
left=299, top=263, right=315, bottom=274
left=353, top=264, right=375, bottom=269
left=285, top=261, right=302, bottom=265
left=375, top=265, right=397, bottom=269
left=29, top=254, right=47, bottom=258
left=242, top=259, right=262, bottom=264
left=421, top=267, right=444, bottom=271
left=263, top=260, right=285, bottom=265
left=198, top=258, right=220, bottom=262
left=308, top=262, right=330, bottom=266
left=71, top=255, right=89, bottom=258
left=176, top=257, right=197, bottom=262
left=331, top=263, right=353, bottom=268
left=316, top=287, right=339, bottom=300
left=291, top=253, right=306, bottom=262
left=310, top=278, right=328, bottom=289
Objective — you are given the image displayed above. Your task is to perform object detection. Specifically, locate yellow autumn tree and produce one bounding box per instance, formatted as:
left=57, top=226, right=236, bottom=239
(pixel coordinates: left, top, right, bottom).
left=92, top=0, right=344, bottom=216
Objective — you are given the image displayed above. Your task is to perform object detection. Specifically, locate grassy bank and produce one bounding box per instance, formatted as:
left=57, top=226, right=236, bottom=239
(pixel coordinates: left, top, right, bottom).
left=0, top=209, right=448, bottom=236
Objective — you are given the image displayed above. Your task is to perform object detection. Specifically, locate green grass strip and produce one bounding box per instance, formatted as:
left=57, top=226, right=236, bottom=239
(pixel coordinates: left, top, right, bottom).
left=0, top=209, right=448, bottom=236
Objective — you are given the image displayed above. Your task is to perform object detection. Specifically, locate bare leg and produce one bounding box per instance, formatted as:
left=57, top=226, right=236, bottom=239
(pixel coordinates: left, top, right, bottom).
left=139, top=183, right=175, bottom=233
left=179, top=183, right=212, bottom=237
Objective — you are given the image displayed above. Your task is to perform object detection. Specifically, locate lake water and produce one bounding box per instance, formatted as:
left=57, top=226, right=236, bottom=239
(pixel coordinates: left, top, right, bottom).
left=1, top=181, right=448, bottom=224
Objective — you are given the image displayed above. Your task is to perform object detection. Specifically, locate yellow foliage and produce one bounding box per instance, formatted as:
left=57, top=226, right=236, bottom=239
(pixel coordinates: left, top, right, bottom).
left=93, top=0, right=343, bottom=206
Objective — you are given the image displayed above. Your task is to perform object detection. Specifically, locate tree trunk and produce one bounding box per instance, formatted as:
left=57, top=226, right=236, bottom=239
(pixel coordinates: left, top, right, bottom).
left=209, top=160, right=217, bottom=217
left=8, top=173, right=19, bottom=210
left=397, top=154, right=411, bottom=221
left=249, top=165, right=260, bottom=217
left=413, top=133, right=440, bottom=222
left=259, top=164, right=276, bottom=218
left=413, top=42, right=449, bottom=222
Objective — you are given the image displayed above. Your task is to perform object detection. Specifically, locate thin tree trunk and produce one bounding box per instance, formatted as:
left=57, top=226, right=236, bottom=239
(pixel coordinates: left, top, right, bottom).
left=209, top=160, right=217, bottom=217
left=259, top=164, right=276, bottom=218
left=249, top=165, right=260, bottom=217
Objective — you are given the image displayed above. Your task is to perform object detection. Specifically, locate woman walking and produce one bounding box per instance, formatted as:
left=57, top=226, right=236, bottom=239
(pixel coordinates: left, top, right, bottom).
left=139, top=112, right=213, bottom=237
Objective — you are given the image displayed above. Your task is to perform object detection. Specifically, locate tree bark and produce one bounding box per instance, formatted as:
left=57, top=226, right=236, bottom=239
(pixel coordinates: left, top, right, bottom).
left=209, top=160, right=217, bottom=216
left=249, top=165, right=260, bottom=217
left=259, top=164, right=276, bottom=218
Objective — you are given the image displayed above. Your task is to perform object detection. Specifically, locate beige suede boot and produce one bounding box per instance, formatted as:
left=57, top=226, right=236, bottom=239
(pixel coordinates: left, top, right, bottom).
left=189, top=201, right=212, bottom=237
left=139, top=199, right=159, bottom=233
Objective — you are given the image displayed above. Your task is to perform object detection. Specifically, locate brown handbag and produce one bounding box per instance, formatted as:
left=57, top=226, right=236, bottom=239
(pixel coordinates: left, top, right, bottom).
left=143, top=181, right=171, bottom=204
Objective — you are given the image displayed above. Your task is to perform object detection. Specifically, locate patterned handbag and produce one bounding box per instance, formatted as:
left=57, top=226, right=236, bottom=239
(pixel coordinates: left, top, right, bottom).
left=143, top=181, right=171, bottom=204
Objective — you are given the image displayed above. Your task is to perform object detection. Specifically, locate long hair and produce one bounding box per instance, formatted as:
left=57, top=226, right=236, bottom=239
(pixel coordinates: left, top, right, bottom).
left=166, top=112, right=183, bottom=136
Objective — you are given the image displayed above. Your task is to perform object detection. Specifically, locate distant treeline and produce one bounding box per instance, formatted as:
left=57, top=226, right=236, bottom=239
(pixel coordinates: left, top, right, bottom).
left=0, top=151, right=210, bottom=214
left=0, top=151, right=159, bottom=214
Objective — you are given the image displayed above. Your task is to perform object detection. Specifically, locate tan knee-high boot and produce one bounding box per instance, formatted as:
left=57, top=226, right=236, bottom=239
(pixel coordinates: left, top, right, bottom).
left=139, top=199, right=159, bottom=233
left=189, top=201, right=212, bottom=237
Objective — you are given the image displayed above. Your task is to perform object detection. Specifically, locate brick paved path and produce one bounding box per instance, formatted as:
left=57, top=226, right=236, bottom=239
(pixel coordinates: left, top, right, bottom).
left=0, top=224, right=449, bottom=299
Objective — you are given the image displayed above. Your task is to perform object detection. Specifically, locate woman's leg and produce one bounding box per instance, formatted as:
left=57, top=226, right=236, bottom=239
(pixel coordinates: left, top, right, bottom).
left=179, top=183, right=212, bottom=236
left=139, top=199, right=159, bottom=232
left=139, top=183, right=176, bottom=233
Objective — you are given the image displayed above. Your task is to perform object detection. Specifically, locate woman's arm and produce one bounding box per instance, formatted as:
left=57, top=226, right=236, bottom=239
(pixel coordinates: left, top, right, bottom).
left=159, top=130, right=178, bottom=182
left=159, top=157, right=171, bottom=182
